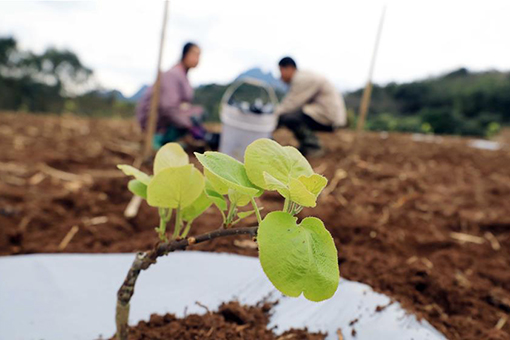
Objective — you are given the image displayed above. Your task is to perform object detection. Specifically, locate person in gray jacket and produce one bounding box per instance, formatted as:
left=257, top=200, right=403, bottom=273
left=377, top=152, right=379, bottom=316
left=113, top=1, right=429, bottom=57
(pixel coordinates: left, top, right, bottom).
left=276, top=57, right=347, bottom=156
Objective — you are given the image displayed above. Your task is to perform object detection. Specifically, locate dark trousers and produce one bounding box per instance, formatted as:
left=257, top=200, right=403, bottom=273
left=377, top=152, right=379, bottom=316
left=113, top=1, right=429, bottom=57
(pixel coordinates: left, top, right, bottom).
left=278, top=111, right=333, bottom=153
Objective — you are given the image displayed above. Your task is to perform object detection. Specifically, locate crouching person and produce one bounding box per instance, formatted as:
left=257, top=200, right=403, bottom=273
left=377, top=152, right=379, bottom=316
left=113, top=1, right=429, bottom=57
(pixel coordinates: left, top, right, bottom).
left=276, top=57, right=347, bottom=157
left=136, top=42, right=219, bottom=150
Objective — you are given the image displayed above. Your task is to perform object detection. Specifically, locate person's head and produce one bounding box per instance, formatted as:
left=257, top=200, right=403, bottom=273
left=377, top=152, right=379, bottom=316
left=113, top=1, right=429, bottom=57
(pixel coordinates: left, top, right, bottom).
left=278, top=56, right=297, bottom=84
left=181, top=42, right=200, bottom=69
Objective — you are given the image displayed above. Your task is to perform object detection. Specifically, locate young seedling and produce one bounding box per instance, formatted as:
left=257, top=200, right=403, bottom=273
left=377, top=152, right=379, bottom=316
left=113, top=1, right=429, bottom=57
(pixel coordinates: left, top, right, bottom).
left=115, top=139, right=340, bottom=340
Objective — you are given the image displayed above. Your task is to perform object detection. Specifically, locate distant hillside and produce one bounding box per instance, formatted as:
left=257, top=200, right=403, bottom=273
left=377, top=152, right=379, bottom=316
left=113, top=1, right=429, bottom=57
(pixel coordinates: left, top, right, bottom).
left=234, top=67, right=287, bottom=92
left=345, top=67, right=510, bottom=136
left=129, top=85, right=149, bottom=102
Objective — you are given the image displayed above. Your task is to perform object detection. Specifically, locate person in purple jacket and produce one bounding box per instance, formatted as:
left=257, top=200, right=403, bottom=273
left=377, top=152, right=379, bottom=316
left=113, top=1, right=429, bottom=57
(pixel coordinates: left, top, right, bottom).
left=136, top=42, right=218, bottom=149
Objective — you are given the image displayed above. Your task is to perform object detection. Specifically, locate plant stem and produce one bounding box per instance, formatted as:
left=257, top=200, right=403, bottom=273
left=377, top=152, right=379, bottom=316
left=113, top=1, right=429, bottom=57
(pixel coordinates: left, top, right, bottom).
left=180, top=221, right=192, bottom=238
left=219, top=209, right=227, bottom=225
left=165, top=208, right=173, bottom=222
left=283, top=198, right=289, bottom=213
left=172, top=207, right=182, bottom=239
left=115, top=226, right=258, bottom=340
left=226, top=201, right=237, bottom=227
left=157, top=208, right=168, bottom=242
left=251, top=197, right=262, bottom=225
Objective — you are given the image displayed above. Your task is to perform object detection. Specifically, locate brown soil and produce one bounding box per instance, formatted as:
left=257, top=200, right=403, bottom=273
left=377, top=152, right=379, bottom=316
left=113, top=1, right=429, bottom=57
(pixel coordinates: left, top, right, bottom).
left=1, top=112, right=510, bottom=339
left=114, top=301, right=325, bottom=340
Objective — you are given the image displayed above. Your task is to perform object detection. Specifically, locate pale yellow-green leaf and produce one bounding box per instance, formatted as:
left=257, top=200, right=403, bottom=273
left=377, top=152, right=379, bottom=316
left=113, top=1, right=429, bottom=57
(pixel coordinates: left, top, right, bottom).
left=196, top=152, right=260, bottom=197
left=127, top=179, right=147, bottom=199
left=204, top=179, right=227, bottom=211
left=182, top=191, right=212, bottom=222
left=147, top=164, right=204, bottom=209
left=228, top=188, right=251, bottom=207
left=204, top=168, right=229, bottom=195
left=289, top=177, right=317, bottom=207
left=298, top=173, right=328, bottom=197
left=283, top=146, right=314, bottom=179
left=244, top=139, right=313, bottom=190
left=117, top=164, right=151, bottom=185
left=258, top=212, right=340, bottom=302
left=153, top=143, right=189, bottom=174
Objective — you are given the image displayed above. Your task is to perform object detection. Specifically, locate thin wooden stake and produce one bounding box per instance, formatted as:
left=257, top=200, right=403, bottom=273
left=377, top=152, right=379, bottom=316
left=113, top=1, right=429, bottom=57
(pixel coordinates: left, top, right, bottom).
left=58, top=225, right=79, bottom=251
left=355, top=6, right=386, bottom=139
left=495, top=315, right=507, bottom=330
left=142, top=0, right=170, bottom=161
left=450, top=232, right=485, bottom=245
left=484, top=232, right=501, bottom=251
left=124, top=1, right=170, bottom=218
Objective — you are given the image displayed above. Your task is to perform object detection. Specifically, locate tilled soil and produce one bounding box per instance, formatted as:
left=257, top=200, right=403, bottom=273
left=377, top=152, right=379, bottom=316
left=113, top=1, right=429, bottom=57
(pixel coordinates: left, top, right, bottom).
left=1, top=113, right=510, bottom=339
left=117, top=301, right=325, bottom=340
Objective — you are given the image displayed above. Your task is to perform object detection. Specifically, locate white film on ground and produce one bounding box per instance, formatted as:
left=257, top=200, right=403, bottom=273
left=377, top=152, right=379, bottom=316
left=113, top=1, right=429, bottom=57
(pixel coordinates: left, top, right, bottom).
left=0, top=252, right=446, bottom=340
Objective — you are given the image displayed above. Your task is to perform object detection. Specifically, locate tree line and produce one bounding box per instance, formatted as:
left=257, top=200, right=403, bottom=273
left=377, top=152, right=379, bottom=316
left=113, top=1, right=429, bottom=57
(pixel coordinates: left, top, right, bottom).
left=1, top=35, right=509, bottom=137
left=0, top=36, right=134, bottom=117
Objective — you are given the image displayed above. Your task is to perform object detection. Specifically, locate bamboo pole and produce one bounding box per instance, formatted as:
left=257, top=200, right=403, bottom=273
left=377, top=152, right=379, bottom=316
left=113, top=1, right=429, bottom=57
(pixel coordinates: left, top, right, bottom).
left=142, top=0, right=170, bottom=162
left=355, top=6, right=386, bottom=138
left=125, top=1, right=170, bottom=218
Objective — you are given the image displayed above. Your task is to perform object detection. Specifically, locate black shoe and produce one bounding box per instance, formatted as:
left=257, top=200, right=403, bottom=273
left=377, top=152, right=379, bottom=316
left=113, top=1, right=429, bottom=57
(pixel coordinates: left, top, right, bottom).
left=204, top=132, right=220, bottom=150
left=299, top=145, right=326, bottom=158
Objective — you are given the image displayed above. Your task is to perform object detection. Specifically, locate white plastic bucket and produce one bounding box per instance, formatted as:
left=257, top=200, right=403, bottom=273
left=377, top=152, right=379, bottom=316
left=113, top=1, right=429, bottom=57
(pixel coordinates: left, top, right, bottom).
left=219, top=78, right=279, bottom=161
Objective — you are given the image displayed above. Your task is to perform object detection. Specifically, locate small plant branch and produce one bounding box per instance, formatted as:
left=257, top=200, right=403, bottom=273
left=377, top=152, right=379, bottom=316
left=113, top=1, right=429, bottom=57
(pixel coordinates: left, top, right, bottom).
left=219, top=208, right=227, bottom=225
left=283, top=198, right=290, bottom=213
left=225, top=202, right=237, bottom=227
left=164, top=208, right=172, bottom=221
left=115, top=226, right=258, bottom=340
left=172, top=207, right=182, bottom=239
left=180, top=221, right=192, bottom=238
left=250, top=197, right=262, bottom=225
left=156, top=208, right=169, bottom=242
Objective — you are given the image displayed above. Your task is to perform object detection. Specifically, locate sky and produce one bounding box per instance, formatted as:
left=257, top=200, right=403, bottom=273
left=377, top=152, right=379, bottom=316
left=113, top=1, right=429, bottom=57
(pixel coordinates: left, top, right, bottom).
left=1, top=0, right=510, bottom=97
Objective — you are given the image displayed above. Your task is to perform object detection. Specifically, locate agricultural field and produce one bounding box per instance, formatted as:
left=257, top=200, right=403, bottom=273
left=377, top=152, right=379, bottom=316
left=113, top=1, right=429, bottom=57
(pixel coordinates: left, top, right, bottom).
left=1, top=112, right=510, bottom=339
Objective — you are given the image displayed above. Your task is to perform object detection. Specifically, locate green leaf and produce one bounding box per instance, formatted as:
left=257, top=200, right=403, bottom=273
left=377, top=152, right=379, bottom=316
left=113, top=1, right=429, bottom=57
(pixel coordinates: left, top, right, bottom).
left=117, top=164, right=151, bottom=185
left=204, top=168, right=229, bottom=195
left=237, top=209, right=261, bottom=219
left=205, top=180, right=227, bottom=211
left=182, top=191, right=212, bottom=222
left=195, top=152, right=260, bottom=197
left=244, top=139, right=313, bottom=190
left=228, top=189, right=251, bottom=207
left=127, top=179, right=147, bottom=199
left=283, top=146, right=314, bottom=179
left=153, top=143, right=189, bottom=174
left=147, top=164, right=204, bottom=209
left=288, top=178, right=316, bottom=207
left=288, top=174, right=328, bottom=207
left=258, top=212, right=339, bottom=302
left=263, top=171, right=290, bottom=198
left=298, top=173, right=328, bottom=196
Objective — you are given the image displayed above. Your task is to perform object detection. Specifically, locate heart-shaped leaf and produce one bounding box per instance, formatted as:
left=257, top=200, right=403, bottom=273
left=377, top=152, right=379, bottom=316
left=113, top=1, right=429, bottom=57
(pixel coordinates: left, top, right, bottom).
left=288, top=174, right=328, bottom=207
left=154, top=143, right=189, bottom=174
left=245, top=139, right=313, bottom=190
left=258, top=211, right=339, bottom=302
left=182, top=191, right=212, bottom=222
left=205, top=179, right=227, bottom=211
left=147, top=164, right=204, bottom=209
left=117, top=164, right=151, bottom=185
left=128, top=179, right=147, bottom=199
left=237, top=210, right=256, bottom=219
left=228, top=189, right=251, bottom=207
left=195, top=152, right=260, bottom=197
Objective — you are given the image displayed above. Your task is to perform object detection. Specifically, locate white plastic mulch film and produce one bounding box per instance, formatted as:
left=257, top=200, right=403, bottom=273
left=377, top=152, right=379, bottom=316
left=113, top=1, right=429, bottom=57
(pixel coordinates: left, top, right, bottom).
left=0, top=252, right=446, bottom=340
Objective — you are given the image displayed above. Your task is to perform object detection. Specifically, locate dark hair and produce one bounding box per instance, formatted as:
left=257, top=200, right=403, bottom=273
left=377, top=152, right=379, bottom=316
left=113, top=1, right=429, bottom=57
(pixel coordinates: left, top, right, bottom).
left=278, top=56, right=297, bottom=69
left=182, top=42, right=198, bottom=61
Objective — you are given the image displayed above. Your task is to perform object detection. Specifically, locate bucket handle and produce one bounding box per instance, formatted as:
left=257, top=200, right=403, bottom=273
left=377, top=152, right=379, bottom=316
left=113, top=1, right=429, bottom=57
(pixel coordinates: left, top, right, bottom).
left=221, top=77, right=279, bottom=109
